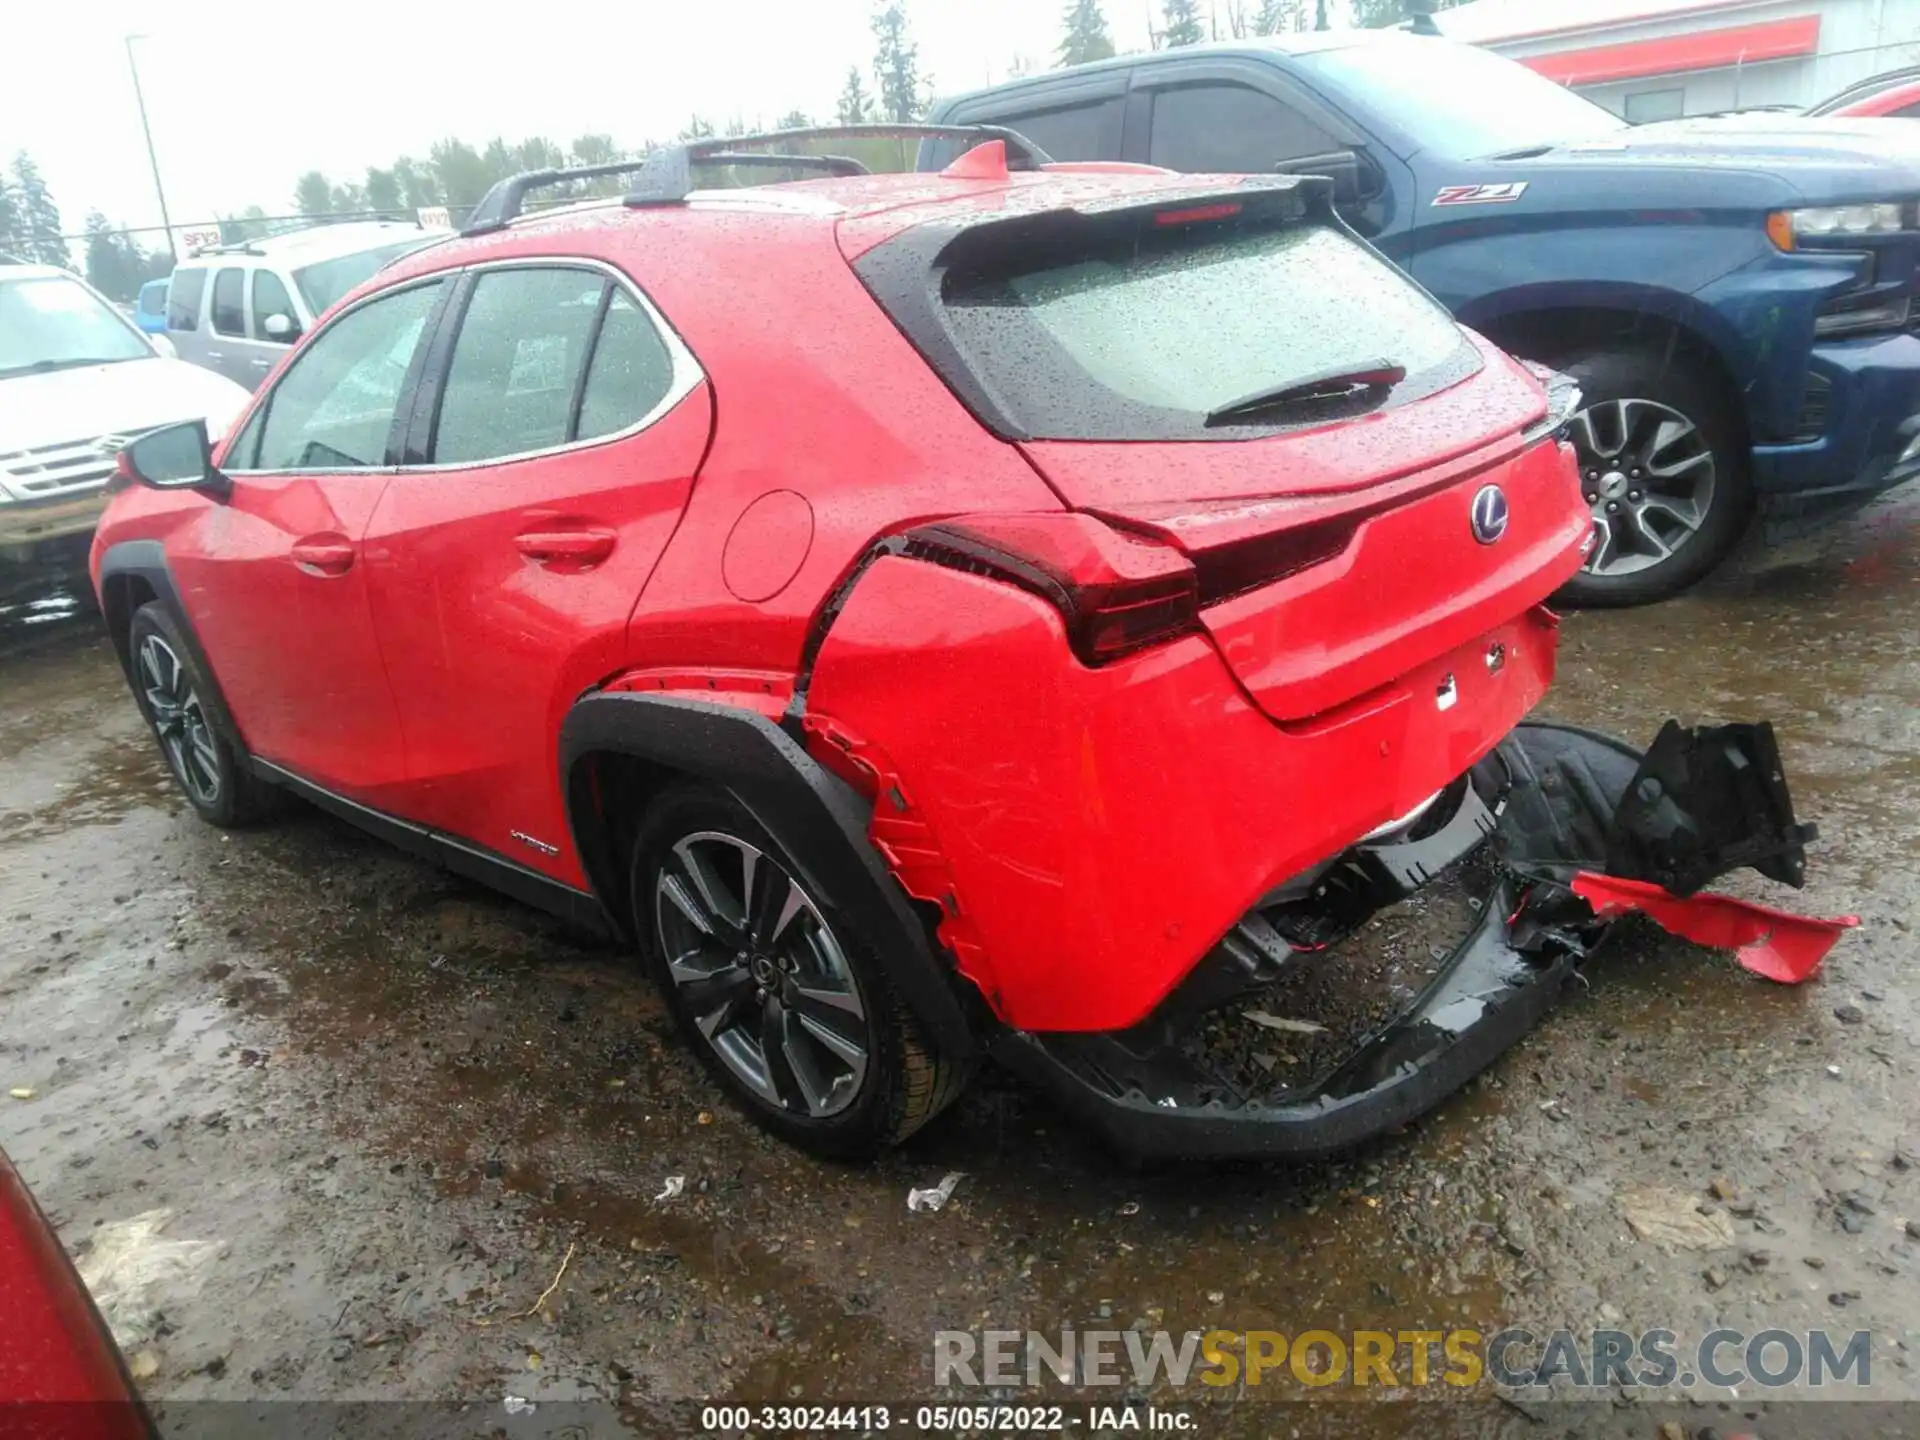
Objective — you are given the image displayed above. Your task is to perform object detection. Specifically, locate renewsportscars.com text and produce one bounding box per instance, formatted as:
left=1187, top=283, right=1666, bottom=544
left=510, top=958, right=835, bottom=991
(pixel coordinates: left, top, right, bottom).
left=933, top=1327, right=1872, bottom=1392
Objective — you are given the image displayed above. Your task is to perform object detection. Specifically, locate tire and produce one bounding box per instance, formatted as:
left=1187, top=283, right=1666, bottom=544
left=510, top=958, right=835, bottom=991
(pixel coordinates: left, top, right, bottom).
left=1545, top=344, right=1751, bottom=607
left=126, top=602, right=280, bottom=827
left=631, top=782, right=967, bottom=1159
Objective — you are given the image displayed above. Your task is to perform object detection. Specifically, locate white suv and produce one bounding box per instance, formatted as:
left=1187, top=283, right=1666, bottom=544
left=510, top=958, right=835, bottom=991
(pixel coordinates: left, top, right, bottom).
left=166, top=221, right=446, bottom=390
left=0, top=261, right=250, bottom=565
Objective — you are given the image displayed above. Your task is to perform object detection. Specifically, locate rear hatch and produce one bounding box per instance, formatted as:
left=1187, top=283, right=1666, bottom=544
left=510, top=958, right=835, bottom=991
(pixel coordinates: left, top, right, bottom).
left=849, top=178, right=1589, bottom=722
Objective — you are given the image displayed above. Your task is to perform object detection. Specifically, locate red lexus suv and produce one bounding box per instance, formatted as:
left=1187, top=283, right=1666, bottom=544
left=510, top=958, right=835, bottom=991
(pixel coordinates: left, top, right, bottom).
left=93, top=128, right=1830, bottom=1160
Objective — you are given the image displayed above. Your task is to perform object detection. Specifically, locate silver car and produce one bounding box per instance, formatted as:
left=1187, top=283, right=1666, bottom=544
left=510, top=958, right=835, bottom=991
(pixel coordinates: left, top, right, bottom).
left=165, top=221, right=447, bottom=390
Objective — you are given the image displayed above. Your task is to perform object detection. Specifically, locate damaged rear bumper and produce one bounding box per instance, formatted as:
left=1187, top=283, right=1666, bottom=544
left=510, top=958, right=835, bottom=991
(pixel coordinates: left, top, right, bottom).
left=991, top=719, right=1849, bottom=1163
left=991, top=870, right=1573, bottom=1161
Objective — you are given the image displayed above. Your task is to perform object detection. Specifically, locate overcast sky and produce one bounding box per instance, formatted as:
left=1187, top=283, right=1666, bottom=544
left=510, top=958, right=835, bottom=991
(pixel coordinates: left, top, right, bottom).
left=5, top=0, right=1194, bottom=240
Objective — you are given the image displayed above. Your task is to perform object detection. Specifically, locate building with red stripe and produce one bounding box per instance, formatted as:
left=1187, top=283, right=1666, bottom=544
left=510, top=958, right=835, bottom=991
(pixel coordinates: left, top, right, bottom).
left=1438, top=0, right=1920, bottom=120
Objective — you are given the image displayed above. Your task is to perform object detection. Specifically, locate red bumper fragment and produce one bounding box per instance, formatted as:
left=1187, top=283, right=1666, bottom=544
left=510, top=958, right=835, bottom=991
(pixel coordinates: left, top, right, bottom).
left=1571, top=872, right=1859, bottom=984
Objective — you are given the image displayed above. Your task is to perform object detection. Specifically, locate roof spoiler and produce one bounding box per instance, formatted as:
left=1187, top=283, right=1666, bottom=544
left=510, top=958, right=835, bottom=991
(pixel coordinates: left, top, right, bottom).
left=461, top=123, right=1053, bottom=236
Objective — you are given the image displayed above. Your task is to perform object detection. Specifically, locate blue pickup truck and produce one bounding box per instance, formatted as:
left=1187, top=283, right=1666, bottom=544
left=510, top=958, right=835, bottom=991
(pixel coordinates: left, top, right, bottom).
left=929, top=31, right=1920, bottom=604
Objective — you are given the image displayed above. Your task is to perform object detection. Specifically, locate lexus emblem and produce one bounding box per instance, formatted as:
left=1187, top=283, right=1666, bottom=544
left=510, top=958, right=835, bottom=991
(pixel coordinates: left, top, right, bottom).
left=1470, top=484, right=1509, bottom=545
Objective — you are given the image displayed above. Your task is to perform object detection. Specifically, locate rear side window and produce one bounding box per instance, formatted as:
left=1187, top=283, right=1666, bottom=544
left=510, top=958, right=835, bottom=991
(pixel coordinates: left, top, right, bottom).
left=138, top=281, right=168, bottom=318
left=1147, top=83, right=1338, bottom=171
left=576, top=291, right=678, bottom=441
left=211, top=268, right=246, bottom=337
left=907, top=204, right=1474, bottom=441
left=167, top=269, right=205, bottom=331
left=433, top=268, right=607, bottom=464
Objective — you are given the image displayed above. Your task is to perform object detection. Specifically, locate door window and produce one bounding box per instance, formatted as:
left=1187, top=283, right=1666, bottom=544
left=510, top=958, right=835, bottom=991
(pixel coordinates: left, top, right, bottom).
left=167, top=268, right=206, bottom=331
left=1147, top=82, right=1337, bottom=172
left=210, top=267, right=247, bottom=337
left=235, top=280, right=442, bottom=471
left=575, top=290, right=679, bottom=441
left=431, top=268, right=611, bottom=463
left=989, top=96, right=1124, bottom=161
left=250, top=270, right=302, bottom=343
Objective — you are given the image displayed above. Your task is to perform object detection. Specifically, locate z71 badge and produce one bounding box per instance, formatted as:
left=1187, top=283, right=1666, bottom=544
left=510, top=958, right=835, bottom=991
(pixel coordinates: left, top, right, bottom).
left=1433, top=182, right=1530, bottom=206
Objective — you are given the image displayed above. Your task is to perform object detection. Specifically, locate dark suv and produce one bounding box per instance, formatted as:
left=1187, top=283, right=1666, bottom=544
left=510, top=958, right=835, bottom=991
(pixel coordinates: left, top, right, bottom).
left=931, top=31, right=1920, bottom=605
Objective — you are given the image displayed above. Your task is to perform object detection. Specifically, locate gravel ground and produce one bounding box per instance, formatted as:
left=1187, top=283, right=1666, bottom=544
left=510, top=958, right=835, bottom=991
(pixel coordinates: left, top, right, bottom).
left=3, top=502, right=1919, bottom=1439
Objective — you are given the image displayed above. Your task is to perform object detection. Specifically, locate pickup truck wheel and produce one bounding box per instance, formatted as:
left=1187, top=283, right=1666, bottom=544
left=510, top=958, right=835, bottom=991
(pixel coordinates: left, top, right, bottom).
left=126, top=602, right=279, bottom=827
left=632, top=783, right=967, bottom=1159
left=1548, top=346, right=1750, bottom=607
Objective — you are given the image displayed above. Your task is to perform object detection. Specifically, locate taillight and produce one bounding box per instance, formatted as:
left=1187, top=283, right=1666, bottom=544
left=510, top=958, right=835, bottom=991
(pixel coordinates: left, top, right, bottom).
left=901, top=513, right=1199, bottom=666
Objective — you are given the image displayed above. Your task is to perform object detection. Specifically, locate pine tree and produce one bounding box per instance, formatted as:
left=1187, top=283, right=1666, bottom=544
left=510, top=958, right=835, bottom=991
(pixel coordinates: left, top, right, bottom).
left=1058, top=0, right=1116, bottom=66
left=836, top=66, right=874, bottom=124
left=1161, top=0, right=1205, bottom=48
left=10, top=153, right=65, bottom=267
left=1253, top=0, right=1305, bottom=33
left=293, top=170, right=333, bottom=219
left=872, top=5, right=925, bottom=123
left=364, top=167, right=401, bottom=215
left=0, top=182, right=21, bottom=259
left=1351, top=0, right=1463, bottom=25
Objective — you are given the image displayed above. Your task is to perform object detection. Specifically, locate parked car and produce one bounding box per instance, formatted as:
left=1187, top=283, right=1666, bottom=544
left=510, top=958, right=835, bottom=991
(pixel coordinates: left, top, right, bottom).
left=929, top=32, right=1920, bottom=605
left=1807, top=66, right=1920, bottom=118
left=0, top=1148, right=155, bottom=1435
left=165, top=221, right=447, bottom=391
left=93, top=129, right=1827, bottom=1161
left=133, top=277, right=169, bottom=335
left=0, top=260, right=250, bottom=567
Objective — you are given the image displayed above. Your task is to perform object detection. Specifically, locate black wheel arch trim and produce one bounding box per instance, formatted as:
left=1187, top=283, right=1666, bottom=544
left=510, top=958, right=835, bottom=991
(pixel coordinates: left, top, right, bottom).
left=96, top=539, right=249, bottom=751
left=560, top=691, right=978, bottom=1059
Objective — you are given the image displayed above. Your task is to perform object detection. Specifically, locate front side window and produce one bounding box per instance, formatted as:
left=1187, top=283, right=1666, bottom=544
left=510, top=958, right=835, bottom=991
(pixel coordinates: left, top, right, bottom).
left=251, top=270, right=301, bottom=342
left=211, top=268, right=247, bottom=337
left=167, top=268, right=206, bottom=331
left=1148, top=83, right=1337, bottom=171
left=238, top=280, right=441, bottom=471
left=931, top=207, right=1474, bottom=440
left=432, top=268, right=608, bottom=464
left=138, top=281, right=169, bottom=318
left=1294, top=37, right=1625, bottom=158
left=0, top=275, right=153, bottom=379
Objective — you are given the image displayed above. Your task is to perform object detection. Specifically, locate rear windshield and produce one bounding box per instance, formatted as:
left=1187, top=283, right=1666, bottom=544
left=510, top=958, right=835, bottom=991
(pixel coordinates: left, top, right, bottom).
left=931, top=210, right=1475, bottom=441
left=293, top=238, right=437, bottom=317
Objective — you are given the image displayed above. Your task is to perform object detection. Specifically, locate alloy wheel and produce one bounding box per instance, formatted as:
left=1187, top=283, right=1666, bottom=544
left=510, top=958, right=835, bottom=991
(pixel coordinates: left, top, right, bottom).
left=1568, top=397, right=1717, bottom=578
left=137, top=634, right=221, bottom=807
left=654, top=831, right=870, bottom=1118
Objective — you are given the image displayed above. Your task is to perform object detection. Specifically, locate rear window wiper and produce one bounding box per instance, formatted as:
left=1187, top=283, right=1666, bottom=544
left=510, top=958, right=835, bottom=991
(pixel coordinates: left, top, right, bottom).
left=1203, top=361, right=1407, bottom=428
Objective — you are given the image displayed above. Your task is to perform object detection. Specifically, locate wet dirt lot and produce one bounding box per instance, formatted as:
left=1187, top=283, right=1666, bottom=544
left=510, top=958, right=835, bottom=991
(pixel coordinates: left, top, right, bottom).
left=2, top=512, right=1918, bottom=1440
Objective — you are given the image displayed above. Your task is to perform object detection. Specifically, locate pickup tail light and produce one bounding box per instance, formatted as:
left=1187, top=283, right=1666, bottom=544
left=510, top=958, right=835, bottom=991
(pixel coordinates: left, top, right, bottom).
left=902, top=514, right=1199, bottom=666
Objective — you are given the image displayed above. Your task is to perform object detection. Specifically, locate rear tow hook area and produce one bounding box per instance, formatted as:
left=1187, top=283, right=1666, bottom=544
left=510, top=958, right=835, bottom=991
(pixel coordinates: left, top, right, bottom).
left=989, top=719, right=1857, bottom=1162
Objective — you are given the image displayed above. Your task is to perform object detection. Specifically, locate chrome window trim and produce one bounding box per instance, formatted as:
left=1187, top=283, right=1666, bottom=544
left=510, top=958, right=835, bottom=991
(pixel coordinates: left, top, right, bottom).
left=225, top=255, right=703, bottom=479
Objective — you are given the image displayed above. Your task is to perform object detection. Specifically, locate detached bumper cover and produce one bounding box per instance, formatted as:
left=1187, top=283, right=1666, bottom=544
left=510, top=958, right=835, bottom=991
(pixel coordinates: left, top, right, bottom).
left=996, top=719, right=1848, bottom=1162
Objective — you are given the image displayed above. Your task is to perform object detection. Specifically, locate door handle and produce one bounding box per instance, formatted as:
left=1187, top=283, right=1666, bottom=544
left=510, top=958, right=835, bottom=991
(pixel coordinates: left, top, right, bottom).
left=290, top=536, right=355, bottom=577
left=205, top=350, right=225, bottom=361
left=515, top=526, right=615, bottom=566
left=250, top=357, right=273, bottom=369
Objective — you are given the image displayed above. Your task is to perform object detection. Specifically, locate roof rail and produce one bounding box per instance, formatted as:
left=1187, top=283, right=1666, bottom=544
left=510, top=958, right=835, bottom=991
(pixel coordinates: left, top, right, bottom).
left=462, top=124, right=1052, bottom=235
left=186, top=240, right=266, bottom=259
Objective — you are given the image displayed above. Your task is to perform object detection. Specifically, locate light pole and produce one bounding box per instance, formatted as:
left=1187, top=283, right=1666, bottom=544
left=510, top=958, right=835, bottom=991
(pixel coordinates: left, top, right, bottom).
left=124, top=35, right=176, bottom=263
